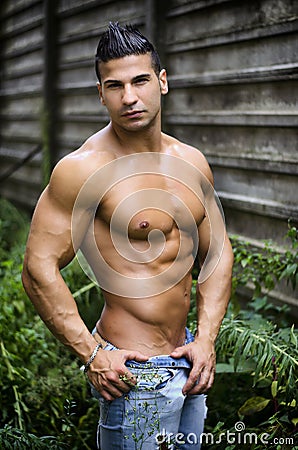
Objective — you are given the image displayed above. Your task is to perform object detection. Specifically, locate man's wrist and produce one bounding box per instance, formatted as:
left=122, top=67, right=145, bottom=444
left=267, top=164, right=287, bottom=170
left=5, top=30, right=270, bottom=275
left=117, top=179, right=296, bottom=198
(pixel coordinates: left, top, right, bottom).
left=82, top=342, right=103, bottom=373
left=195, top=330, right=216, bottom=344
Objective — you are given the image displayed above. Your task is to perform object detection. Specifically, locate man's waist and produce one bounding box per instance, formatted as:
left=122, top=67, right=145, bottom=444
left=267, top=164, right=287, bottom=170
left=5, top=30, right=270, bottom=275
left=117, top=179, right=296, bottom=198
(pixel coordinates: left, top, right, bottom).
left=126, top=354, right=191, bottom=369
left=92, top=327, right=194, bottom=369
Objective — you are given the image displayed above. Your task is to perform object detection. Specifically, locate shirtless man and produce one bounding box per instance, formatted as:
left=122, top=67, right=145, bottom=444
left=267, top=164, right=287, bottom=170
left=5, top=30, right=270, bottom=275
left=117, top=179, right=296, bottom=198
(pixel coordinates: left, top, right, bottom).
left=22, top=23, right=234, bottom=449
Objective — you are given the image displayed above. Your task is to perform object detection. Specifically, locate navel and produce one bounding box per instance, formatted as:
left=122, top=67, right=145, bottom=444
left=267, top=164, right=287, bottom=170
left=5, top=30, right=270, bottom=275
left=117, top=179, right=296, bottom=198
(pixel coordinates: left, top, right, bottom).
left=139, top=221, right=149, bottom=229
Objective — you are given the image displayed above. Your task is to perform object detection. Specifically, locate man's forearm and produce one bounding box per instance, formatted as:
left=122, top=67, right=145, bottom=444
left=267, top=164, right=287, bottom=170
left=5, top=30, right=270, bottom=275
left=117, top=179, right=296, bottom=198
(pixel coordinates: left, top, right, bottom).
left=22, top=265, right=97, bottom=363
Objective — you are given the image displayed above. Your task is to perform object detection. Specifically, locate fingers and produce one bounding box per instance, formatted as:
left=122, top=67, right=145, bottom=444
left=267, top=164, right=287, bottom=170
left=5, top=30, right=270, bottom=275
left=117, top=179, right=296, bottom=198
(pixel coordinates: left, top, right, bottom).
left=87, top=348, right=149, bottom=402
left=192, top=368, right=214, bottom=394
left=92, top=369, right=137, bottom=400
left=88, top=348, right=148, bottom=398
left=99, top=384, right=125, bottom=401
left=99, top=350, right=147, bottom=399
left=119, top=371, right=136, bottom=386
left=183, top=366, right=215, bottom=395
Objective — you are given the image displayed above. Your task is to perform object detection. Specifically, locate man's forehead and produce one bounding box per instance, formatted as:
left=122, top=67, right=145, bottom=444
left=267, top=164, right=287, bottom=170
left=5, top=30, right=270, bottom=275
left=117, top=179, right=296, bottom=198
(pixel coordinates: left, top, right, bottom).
left=99, top=53, right=154, bottom=82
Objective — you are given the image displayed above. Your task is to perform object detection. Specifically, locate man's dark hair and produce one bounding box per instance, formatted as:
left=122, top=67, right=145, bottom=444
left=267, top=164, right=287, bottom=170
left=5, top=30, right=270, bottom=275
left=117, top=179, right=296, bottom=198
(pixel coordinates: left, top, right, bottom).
left=95, top=22, right=161, bottom=81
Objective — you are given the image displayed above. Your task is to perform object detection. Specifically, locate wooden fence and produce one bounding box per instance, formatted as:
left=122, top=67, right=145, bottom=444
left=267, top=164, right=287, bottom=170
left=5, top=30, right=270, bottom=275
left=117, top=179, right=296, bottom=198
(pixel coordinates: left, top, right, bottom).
left=0, top=0, right=297, bottom=303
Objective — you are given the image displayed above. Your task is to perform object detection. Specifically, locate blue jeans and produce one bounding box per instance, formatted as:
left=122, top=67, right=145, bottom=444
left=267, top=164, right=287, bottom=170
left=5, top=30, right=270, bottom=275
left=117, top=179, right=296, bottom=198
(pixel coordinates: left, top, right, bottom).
left=91, top=328, right=207, bottom=449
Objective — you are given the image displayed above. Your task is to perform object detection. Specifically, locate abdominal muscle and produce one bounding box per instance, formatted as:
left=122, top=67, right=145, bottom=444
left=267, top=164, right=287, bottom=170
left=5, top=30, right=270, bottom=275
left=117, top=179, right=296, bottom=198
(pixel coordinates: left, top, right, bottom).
left=97, top=275, right=192, bottom=357
left=83, top=216, right=195, bottom=356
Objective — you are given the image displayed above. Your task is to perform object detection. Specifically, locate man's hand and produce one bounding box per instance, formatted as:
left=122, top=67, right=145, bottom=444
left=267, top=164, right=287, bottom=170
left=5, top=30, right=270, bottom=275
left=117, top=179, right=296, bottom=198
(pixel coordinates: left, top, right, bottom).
left=87, top=349, right=148, bottom=401
left=170, top=337, right=216, bottom=395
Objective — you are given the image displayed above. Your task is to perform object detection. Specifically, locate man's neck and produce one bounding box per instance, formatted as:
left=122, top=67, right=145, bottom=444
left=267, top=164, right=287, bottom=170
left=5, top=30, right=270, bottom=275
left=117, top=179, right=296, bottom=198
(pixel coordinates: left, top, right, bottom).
left=109, top=121, right=163, bottom=154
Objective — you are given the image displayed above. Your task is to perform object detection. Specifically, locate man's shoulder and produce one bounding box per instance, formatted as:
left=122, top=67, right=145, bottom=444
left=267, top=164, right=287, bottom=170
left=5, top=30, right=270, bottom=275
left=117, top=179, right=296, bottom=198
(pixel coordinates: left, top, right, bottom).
left=163, top=134, right=213, bottom=183
left=48, top=130, right=116, bottom=207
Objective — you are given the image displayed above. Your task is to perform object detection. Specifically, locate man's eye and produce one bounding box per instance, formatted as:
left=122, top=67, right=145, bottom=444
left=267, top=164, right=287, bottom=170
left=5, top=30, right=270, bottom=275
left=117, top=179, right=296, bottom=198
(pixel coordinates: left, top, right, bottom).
left=107, top=83, right=121, bottom=89
left=135, top=78, right=149, bottom=85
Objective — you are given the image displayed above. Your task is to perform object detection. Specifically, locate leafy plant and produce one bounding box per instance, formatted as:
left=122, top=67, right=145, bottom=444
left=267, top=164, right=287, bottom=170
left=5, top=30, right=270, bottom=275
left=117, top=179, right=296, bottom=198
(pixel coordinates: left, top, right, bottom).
left=230, top=224, right=297, bottom=303
left=0, top=198, right=100, bottom=449
left=0, top=198, right=29, bottom=258
left=0, top=425, right=69, bottom=450
left=1, top=198, right=297, bottom=449
left=124, top=368, right=165, bottom=449
left=216, top=319, right=297, bottom=399
left=201, top=226, right=298, bottom=449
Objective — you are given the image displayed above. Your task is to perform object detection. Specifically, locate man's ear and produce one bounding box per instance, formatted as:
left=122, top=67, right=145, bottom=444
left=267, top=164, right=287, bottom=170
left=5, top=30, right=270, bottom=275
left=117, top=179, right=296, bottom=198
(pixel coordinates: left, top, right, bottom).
left=159, top=69, right=168, bottom=95
left=97, top=82, right=105, bottom=105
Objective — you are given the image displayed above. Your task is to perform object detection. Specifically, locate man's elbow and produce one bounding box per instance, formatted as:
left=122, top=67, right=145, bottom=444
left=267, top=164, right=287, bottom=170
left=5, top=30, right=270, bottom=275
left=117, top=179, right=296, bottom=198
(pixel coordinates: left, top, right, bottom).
left=22, top=257, right=39, bottom=297
left=21, top=263, right=29, bottom=291
left=22, top=260, right=36, bottom=293
left=22, top=255, right=57, bottom=296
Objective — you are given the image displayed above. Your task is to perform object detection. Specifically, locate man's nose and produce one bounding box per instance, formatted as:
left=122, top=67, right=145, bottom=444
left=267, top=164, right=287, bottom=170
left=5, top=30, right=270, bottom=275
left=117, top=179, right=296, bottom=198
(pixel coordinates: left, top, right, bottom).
left=122, top=85, right=138, bottom=105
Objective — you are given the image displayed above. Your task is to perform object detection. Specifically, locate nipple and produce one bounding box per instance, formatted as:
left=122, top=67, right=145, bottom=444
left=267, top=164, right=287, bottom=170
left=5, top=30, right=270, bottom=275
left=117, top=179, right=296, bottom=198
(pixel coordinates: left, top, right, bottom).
left=139, top=221, right=149, bottom=229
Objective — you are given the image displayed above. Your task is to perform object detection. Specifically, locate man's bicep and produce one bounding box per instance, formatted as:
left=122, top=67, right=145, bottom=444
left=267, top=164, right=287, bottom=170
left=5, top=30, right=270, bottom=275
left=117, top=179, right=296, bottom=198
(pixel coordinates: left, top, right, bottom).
left=24, top=188, right=76, bottom=270
left=26, top=186, right=92, bottom=272
left=26, top=157, right=98, bottom=273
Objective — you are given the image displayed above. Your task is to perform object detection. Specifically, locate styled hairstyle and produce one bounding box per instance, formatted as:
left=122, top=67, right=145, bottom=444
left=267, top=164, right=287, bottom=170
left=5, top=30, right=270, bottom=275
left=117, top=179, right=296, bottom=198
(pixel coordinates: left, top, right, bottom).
left=95, top=22, right=161, bottom=81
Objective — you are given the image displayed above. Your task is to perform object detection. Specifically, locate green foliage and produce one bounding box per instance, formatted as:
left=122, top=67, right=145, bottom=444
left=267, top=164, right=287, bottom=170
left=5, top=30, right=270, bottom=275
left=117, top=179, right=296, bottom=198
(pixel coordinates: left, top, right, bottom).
left=0, top=198, right=29, bottom=259
left=61, top=259, right=103, bottom=330
left=1, top=198, right=297, bottom=449
left=0, top=425, right=67, bottom=449
left=230, top=224, right=297, bottom=301
left=124, top=368, right=167, bottom=448
left=202, top=226, right=298, bottom=449
left=212, top=318, right=298, bottom=448
left=217, top=319, right=297, bottom=397
left=0, top=198, right=100, bottom=449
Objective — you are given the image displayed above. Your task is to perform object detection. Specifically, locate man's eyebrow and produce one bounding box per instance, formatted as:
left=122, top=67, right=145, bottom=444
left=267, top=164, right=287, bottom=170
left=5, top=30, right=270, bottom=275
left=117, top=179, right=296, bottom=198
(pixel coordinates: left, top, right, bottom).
left=103, top=74, right=152, bottom=86
left=103, top=79, right=122, bottom=86
left=132, top=73, right=151, bottom=81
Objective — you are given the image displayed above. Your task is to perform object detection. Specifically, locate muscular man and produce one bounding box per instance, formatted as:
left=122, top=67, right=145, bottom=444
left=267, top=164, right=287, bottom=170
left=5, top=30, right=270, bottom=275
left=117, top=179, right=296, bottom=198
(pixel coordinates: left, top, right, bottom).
left=22, top=23, right=234, bottom=449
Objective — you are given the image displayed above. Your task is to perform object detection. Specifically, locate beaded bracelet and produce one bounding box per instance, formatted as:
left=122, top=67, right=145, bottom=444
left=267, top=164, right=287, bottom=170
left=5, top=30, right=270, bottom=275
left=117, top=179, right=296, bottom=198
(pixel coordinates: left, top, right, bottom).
left=83, top=343, right=102, bottom=373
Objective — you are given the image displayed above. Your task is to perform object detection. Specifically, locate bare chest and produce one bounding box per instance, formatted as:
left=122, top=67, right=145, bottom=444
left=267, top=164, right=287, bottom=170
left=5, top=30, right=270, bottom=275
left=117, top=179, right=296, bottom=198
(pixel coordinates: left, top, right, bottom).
left=98, top=173, right=205, bottom=240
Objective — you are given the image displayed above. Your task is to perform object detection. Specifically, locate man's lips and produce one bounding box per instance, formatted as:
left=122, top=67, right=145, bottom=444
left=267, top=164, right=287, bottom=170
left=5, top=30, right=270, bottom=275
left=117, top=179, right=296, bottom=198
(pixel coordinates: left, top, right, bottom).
left=122, top=110, right=144, bottom=118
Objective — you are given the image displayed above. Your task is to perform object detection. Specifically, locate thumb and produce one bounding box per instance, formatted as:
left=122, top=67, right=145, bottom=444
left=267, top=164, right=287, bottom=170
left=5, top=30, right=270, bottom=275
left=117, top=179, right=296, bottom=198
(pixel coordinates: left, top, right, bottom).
left=170, top=346, right=185, bottom=358
left=124, top=350, right=149, bottom=362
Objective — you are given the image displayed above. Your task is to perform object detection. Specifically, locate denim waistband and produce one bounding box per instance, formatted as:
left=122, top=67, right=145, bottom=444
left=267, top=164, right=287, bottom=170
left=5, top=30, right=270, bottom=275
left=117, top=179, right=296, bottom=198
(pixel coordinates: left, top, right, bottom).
left=92, top=327, right=194, bottom=370
left=125, top=356, right=191, bottom=370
